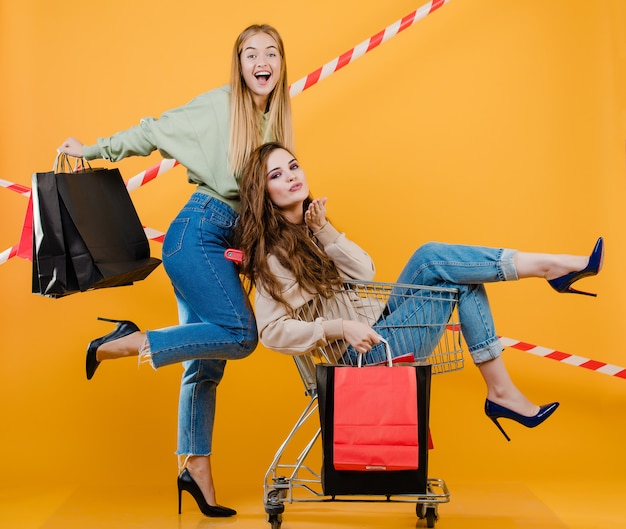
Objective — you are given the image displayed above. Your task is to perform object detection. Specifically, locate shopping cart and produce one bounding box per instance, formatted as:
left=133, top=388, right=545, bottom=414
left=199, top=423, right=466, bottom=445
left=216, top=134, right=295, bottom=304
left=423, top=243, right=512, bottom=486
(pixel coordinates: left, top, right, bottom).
left=262, top=279, right=464, bottom=528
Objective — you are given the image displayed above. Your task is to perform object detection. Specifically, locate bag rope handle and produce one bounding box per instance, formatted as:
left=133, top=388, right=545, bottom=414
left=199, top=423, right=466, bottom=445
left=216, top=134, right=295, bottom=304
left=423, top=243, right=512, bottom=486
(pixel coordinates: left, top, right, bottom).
left=357, top=337, right=393, bottom=368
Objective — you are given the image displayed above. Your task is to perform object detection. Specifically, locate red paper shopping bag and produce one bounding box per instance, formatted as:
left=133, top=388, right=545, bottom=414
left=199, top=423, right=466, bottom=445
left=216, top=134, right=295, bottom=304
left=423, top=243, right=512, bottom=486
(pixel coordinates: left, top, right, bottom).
left=333, top=364, right=419, bottom=471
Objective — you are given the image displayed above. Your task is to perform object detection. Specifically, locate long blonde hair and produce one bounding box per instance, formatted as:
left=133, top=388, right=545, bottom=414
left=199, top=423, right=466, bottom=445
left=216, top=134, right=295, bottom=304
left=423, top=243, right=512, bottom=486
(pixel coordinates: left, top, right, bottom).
left=229, top=25, right=294, bottom=178
left=237, top=142, right=343, bottom=312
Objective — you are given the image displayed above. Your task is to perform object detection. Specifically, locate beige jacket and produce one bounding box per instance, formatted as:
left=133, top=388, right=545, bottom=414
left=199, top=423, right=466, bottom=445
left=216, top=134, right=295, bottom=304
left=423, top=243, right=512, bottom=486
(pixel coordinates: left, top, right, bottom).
left=254, top=222, right=384, bottom=355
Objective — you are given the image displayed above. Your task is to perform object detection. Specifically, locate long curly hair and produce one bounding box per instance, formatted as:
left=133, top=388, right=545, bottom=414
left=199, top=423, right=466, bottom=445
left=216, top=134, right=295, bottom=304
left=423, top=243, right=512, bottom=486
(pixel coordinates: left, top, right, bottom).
left=236, top=142, right=343, bottom=312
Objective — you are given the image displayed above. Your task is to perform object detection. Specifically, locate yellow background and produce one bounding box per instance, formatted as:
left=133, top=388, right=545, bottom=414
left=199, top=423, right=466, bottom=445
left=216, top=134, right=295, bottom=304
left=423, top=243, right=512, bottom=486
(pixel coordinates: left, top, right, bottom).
left=1, top=0, right=625, bottom=527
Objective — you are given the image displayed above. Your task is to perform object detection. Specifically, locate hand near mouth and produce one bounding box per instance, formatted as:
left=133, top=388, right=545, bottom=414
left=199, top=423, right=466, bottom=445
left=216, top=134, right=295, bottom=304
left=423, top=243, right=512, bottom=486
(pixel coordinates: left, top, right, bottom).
left=304, top=197, right=328, bottom=232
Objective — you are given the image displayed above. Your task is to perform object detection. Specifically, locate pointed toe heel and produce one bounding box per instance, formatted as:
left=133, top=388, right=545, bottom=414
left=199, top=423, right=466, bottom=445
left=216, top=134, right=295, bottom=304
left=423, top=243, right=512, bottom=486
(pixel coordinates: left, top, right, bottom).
left=86, top=317, right=140, bottom=380
left=548, top=237, right=604, bottom=296
left=177, top=468, right=236, bottom=517
left=484, top=399, right=559, bottom=441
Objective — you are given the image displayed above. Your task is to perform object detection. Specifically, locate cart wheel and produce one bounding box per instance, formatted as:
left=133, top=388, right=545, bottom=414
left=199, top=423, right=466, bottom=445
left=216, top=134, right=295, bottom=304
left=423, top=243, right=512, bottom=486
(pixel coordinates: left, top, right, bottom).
left=265, top=489, right=285, bottom=516
left=268, top=513, right=282, bottom=529
left=425, top=506, right=437, bottom=528
left=416, top=503, right=426, bottom=519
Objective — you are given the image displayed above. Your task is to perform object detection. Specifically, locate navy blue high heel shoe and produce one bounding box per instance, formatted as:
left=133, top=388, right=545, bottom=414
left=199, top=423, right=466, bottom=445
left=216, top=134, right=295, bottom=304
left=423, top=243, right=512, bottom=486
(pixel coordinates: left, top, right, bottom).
left=86, top=317, right=140, bottom=380
left=548, top=237, right=604, bottom=297
left=484, top=399, right=559, bottom=441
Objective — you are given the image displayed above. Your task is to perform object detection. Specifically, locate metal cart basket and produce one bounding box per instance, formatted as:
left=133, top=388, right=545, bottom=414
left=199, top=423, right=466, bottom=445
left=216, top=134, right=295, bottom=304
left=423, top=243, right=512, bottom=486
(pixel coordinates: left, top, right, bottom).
left=263, top=280, right=464, bottom=528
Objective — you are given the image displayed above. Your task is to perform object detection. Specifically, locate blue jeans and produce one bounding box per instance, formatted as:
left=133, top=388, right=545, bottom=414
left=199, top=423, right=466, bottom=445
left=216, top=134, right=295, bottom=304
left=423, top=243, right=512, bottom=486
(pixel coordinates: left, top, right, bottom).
left=355, top=242, right=517, bottom=366
left=146, top=193, right=257, bottom=455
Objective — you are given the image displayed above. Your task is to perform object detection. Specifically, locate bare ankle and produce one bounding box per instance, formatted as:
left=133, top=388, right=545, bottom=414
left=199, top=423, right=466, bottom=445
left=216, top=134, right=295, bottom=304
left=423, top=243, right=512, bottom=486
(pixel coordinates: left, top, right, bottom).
left=96, top=331, right=144, bottom=361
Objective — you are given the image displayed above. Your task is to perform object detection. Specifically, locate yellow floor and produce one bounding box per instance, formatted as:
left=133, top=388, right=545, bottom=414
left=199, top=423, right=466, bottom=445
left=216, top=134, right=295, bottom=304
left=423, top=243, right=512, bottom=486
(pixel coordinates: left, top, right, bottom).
left=3, top=478, right=625, bottom=529
left=3, top=348, right=624, bottom=529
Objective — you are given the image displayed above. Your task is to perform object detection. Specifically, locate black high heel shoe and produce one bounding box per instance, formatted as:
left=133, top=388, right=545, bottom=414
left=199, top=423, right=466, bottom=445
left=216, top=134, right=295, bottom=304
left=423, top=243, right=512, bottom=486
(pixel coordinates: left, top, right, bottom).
left=177, top=468, right=236, bottom=517
left=548, top=237, right=604, bottom=297
left=86, top=317, right=140, bottom=380
left=484, top=399, right=559, bottom=441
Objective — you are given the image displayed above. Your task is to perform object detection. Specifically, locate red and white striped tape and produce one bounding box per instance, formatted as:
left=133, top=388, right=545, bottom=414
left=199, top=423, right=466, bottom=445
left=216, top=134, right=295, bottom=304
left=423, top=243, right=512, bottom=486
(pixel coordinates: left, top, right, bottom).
left=0, top=245, right=18, bottom=265
left=1, top=179, right=31, bottom=197
left=1, top=158, right=180, bottom=199
left=289, top=0, right=451, bottom=97
left=125, top=159, right=179, bottom=192
left=500, top=336, right=626, bottom=379
left=143, top=226, right=165, bottom=244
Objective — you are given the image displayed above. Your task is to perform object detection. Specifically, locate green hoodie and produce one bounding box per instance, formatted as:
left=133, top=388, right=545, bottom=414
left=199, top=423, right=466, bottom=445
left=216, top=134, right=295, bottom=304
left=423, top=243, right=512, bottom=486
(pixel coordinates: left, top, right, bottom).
left=83, top=84, right=265, bottom=213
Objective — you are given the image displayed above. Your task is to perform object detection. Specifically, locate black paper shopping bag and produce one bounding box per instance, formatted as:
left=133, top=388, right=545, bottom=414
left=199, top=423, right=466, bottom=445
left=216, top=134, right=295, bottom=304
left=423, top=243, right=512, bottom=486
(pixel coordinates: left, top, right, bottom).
left=31, top=157, right=161, bottom=298
left=316, top=363, right=432, bottom=496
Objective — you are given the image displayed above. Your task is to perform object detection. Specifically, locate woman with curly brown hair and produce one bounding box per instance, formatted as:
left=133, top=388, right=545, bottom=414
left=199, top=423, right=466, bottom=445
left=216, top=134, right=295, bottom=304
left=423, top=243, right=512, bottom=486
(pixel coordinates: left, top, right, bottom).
left=237, top=142, right=603, bottom=441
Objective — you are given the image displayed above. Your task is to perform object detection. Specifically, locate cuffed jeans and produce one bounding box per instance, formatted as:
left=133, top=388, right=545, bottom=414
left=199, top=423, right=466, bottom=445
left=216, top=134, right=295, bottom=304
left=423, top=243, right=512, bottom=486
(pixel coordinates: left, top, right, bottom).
left=146, top=193, right=257, bottom=455
left=357, top=242, right=517, bottom=366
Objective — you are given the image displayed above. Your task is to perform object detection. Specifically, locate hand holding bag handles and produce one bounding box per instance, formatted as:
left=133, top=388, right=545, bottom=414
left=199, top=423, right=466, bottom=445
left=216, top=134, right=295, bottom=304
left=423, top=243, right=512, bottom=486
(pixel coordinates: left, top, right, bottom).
left=31, top=153, right=162, bottom=298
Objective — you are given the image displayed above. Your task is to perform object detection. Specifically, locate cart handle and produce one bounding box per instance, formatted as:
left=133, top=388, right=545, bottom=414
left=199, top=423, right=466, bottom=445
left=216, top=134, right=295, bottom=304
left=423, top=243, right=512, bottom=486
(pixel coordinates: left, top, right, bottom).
left=224, top=248, right=244, bottom=264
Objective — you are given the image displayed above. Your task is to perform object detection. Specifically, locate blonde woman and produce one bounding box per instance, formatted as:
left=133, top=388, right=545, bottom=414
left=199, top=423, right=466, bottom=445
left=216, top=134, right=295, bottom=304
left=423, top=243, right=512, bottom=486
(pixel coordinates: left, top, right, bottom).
left=58, top=25, right=294, bottom=517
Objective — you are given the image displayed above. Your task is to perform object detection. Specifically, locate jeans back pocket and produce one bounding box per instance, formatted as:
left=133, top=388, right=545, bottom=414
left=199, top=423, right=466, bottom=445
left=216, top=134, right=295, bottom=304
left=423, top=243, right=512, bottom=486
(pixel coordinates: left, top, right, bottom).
left=162, top=218, right=189, bottom=258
